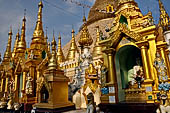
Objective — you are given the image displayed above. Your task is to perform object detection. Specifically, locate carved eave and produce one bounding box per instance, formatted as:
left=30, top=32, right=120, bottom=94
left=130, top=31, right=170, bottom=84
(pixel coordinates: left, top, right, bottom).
left=37, top=57, right=49, bottom=71
left=156, top=41, right=168, bottom=49
left=99, top=24, right=143, bottom=48
left=25, top=59, right=41, bottom=67
left=137, top=25, right=156, bottom=37
left=14, top=61, right=23, bottom=74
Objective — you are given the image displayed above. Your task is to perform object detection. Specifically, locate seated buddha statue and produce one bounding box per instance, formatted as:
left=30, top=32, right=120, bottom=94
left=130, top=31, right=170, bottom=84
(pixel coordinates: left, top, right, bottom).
left=85, top=63, right=97, bottom=79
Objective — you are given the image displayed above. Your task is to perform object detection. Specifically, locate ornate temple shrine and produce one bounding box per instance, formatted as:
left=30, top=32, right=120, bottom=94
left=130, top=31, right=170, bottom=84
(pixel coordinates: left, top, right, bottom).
left=0, top=0, right=170, bottom=113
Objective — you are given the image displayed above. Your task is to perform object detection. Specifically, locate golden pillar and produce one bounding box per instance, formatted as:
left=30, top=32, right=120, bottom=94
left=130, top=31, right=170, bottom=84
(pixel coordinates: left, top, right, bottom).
left=136, top=41, right=151, bottom=80
left=14, top=74, right=18, bottom=91
left=136, top=41, right=154, bottom=103
left=22, top=72, right=26, bottom=91
left=103, top=48, right=117, bottom=85
left=37, top=70, right=40, bottom=80
left=5, top=77, right=8, bottom=93
left=0, top=78, right=4, bottom=92
left=102, top=48, right=118, bottom=103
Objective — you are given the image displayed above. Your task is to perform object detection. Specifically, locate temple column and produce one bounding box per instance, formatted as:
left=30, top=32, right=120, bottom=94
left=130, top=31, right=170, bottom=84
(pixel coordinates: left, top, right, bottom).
left=0, top=78, right=4, bottom=92
left=14, top=74, right=18, bottom=91
left=104, top=48, right=117, bottom=85
left=22, top=72, right=26, bottom=91
left=136, top=40, right=154, bottom=103
left=14, top=73, right=19, bottom=102
left=102, top=48, right=118, bottom=103
left=37, top=70, right=40, bottom=81
left=136, top=41, right=152, bottom=80
left=5, top=77, right=8, bottom=93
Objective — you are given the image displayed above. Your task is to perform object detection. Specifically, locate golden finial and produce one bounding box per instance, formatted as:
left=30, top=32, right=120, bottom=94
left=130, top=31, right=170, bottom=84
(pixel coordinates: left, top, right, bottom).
left=49, top=30, right=57, bottom=70
left=83, top=15, right=86, bottom=23
left=38, top=0, right=43, bottom=22
left=57, top=33, right=65, bottom=63
left=44, top=26, right=48, bottom=45
left=17, top=13, right=26, bottom=56
left=32, top=0, right=44, bottom=38
left=8, top=26, right=13, bottom=36
left=78, top=16, right=93, bottom=47
left=12, top=29, right=20, bottom=57
left=66, top=28, right=79, bottom=60
left=92, top=26, right=103, bottom=57
left=51, top=31, right=57, bottom=52
left=3, top=27, right=12, bottom=62
left=45, top=27, right=48, bottom=39
left=48, top=42, right=51, bottom=52
left=158, top=0, right=170, bottom=30
left=20, top=13, right=26, bottom=42
left=48, top=48, right=57, bottom=70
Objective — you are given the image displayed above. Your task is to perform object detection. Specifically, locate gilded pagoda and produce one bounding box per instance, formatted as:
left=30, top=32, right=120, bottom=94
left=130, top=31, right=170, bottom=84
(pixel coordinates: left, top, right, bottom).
left=0, top=0, right=170, bottom=112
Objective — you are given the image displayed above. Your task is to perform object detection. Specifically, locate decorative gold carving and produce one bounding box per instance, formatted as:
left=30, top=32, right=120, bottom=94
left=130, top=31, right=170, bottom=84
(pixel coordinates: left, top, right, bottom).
left=99, top=23, right=142, bottom=48
left=78, top=16, right=93, bottom=47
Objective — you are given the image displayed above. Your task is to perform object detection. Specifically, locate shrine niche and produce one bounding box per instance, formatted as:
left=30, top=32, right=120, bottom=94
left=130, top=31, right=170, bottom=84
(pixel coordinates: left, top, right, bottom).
left=115, top=45, right=145, bottom=102
left=36, top=76, right=51, bottom=104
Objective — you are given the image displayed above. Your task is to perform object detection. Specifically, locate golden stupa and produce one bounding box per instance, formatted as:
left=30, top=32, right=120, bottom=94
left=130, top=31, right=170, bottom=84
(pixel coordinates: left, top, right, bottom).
left=0, top=0, right=170, bottom=112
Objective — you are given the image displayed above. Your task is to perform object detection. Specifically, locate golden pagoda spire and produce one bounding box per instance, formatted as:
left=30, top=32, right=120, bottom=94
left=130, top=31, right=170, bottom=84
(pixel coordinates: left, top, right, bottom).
left=56, top=33, right=65, bottom=63
left=44, top=27, right=48, bottom=44
left=18, top=15, right=26, bottom=48
left=48, top=46, right=57, bottom=70
left=66, top=28, right=79, bottom=60
left=158, top=0, right=170, bottom=30
left=48, top=32, right=57, bottom=70
left=51, top=31, right=57, bottom=52
left=78, top=16, right=93, bottom=47
left=12, top=29, right=20, bottom=57
left=21, top=15, right=26, bottom=43
left=33, top=0, right=44, bottom=38
left=17, top=15, right=27, bottom=57
left=92, top=26, right=103, bottom=57
left=3, top=27, right=12, bottom=62
left=48, top=42, right=51, bottom=52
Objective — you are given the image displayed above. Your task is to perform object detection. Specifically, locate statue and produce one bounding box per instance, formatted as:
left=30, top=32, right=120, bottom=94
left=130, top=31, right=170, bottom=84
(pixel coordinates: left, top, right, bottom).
left=129, top=58, right=144, bottom=88
left=26, top=73, right=33, bottom=94
left=86, top=93, right=96, bottom=113
left=81, top=47, right=92, bottom=67
left=7, top=93, right=14, bottom=109
left=14, top=103, right=20, bottom=111
left=154, top=52, right=170, bottom=113
left=156, top=90, right=170, bottom=113
left=9, top=79, right=15, bottom=94
left=0, top=94, right=7, bottom=108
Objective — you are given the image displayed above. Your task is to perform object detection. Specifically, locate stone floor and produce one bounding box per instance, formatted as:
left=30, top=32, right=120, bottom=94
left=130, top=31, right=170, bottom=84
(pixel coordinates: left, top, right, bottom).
left=63, top=109, right=86, bottom=113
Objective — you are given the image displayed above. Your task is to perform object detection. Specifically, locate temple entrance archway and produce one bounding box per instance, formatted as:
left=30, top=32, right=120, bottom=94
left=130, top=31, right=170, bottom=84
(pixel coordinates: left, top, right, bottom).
left=115, top=45, right=142, bottom=102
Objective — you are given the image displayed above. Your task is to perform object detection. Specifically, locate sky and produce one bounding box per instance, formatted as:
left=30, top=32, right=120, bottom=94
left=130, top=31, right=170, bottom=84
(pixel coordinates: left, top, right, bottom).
left=0, top=0, right=170, bottom=58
